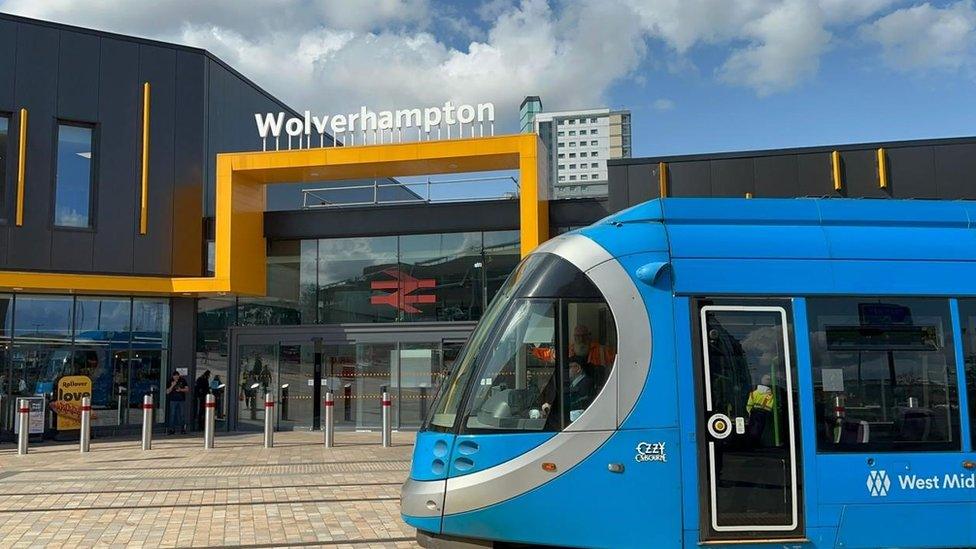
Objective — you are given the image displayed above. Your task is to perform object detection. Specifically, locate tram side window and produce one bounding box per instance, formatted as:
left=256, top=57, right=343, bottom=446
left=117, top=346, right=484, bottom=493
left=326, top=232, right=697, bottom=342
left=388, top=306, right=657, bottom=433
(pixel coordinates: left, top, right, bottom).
left=563, top=301, right=616, bottom=424
left=807, top=298, right=960, bottom=452
left=955, top=300, right=976, bottom=445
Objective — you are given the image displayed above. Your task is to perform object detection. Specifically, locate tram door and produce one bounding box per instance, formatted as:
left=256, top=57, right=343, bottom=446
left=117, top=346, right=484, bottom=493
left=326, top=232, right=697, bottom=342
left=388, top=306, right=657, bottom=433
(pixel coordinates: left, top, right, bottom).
left=696, top=303, right=803, bottom=541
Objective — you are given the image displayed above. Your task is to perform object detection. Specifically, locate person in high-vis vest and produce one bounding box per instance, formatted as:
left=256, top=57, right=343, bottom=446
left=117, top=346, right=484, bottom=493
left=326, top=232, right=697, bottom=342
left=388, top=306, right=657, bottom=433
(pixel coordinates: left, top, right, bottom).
left=571, top=325, right=615, bottom=367
left=746, top=374, right=775, bottom=444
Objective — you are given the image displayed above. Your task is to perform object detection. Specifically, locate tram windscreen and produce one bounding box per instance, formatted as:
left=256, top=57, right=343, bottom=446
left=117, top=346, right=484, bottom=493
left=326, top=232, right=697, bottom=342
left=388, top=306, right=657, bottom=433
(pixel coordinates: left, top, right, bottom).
left=426, top=252, right=617, bottom=433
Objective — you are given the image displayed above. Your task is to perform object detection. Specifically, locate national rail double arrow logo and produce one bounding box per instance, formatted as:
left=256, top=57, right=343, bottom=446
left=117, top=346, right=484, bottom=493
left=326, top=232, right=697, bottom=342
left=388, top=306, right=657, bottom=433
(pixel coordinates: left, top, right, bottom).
left=370, top=268, right=436, bottom=313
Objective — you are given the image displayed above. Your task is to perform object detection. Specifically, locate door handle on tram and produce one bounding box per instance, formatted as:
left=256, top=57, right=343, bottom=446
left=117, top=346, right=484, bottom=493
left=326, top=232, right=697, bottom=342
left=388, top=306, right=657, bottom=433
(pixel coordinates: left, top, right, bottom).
left=963, top=460, right=975, bottom=470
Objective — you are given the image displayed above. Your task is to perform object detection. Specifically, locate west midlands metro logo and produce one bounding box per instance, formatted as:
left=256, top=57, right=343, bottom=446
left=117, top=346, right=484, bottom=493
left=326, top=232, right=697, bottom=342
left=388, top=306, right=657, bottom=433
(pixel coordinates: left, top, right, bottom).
left=866, top=470, right=891, bottom=497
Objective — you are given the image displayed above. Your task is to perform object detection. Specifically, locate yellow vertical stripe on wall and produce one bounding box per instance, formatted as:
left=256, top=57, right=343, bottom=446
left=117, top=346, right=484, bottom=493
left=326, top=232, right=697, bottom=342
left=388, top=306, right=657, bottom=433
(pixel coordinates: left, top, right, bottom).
left=658, top=162, right=669, bottom=198
left=877, top=147, right=888, bottom=189
left=831, top=150, right=843, bottom=191
left=139, top=82, right=150, bottom=235
left=15, top=108, right=27, bottom=226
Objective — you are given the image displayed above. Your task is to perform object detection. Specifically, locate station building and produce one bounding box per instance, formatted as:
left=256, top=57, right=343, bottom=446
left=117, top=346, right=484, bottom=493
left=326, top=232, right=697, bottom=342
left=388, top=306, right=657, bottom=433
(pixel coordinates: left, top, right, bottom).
left=2, top=13, right=975, bottom=438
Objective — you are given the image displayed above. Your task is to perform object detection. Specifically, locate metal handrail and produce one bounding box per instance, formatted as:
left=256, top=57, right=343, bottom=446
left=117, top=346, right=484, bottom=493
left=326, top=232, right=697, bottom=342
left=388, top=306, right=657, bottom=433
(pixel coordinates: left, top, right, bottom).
left=301, top=176, right=520, bottom=209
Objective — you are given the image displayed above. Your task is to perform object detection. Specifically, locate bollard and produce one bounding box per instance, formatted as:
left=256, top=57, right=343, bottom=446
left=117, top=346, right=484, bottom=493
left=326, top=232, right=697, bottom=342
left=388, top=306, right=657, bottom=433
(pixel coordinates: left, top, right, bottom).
left=141, top=394, right=153, bottom=451
left=80, top=396, right=92, bottom=453
left=204, top=394, right=216, bottom=449
left=263, top=392, right=274, bottom=448
left=17, top=398, right=29, bottom=456
left=381, top=391, right=392, bottom=448
left=116, top=387, right=127, bottom=426
left=323, top=391, right=335, bottom=448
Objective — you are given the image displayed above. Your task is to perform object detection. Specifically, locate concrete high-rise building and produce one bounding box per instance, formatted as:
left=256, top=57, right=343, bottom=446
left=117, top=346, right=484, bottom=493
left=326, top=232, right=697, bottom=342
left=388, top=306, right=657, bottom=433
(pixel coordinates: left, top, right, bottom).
left=519, top=96, right=632, bottom=199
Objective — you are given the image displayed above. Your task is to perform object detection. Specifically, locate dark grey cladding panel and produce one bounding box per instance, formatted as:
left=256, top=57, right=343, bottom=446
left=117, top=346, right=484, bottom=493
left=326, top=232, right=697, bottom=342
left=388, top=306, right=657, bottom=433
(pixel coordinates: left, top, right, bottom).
left=135, top=44, right=176, bottom=275
left=607, top=163, right=630, bottom=213
left=837, top=149, right=874, bottom=198
left=887, top=146, right=936, bottom=199
left=668, top=161, right=710, bottom=197
left=57, top=30, right=100, bottom=122
left=205, top=59, right=287, bottom=217
left=548, top=198, right=609, bottom=228
left=264, top=200, right=520, bottom=240
left=628, top=164, right=654, bottom=204
left=709, top=157, right=754, bottom=197
left=9, top=22, right=58, bottom=271
left=754, top=155, right=798, bottom=197
left=51, top=229, right=94, bottom=271
left=92, top=37, right=139, bottom=274
left=0, top=19, right=14, bottom=260
left=0, top=19, right=16, bottom=109
left=934, top=143, right=976, bottom=199
left=172, top=50, right=205, bottom=276
left=796, top=152, right=832, bottom=197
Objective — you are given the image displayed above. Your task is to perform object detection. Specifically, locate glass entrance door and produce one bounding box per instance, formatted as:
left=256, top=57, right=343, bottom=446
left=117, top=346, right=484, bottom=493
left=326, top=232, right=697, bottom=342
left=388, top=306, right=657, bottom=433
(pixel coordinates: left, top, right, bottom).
left=237, top=344, right=276, bottom=431
left=697, top=304, right=803, bottom=540
left=277, top=343, right=314, bottom=431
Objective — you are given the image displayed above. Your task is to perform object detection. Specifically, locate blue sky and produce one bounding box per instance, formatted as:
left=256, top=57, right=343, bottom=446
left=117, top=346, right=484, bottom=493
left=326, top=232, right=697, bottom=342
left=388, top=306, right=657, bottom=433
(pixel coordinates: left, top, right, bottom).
left=3, top=0, right=975, bottom=158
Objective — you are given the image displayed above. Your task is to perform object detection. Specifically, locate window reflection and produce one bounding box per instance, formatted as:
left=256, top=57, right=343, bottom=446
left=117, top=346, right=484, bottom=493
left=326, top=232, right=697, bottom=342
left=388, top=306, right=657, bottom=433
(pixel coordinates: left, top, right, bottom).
left=54, top=124, right=94, bottom=228
left=0, top=116, right=8, bottom=221
left=319, top=236, right=398, bottom=323
left=955, top=300, right=976, bottom=445
left=808, top=298, right=960, bottom=451
left=255, top=231, right=521, bottom=325
left=0, top=296, right=172, bottom=431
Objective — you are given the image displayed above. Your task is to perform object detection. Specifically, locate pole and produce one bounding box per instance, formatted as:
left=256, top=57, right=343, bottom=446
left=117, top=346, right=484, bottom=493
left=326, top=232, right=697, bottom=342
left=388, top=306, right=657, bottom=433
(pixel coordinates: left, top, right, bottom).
left=17, top=398, right=29, bottom=456
left=381, top=390, right=392, bottom=448
left=324, top=391, right=335, bottom=448
left=263, top=392, right=274, bottom=448
left=80, top=396, right=92, bottom=453
left=117, top=388, right=125, bottom=426
left=204, top=394, right=216, bottom=449
left=141, top=394, right=153, bottom=451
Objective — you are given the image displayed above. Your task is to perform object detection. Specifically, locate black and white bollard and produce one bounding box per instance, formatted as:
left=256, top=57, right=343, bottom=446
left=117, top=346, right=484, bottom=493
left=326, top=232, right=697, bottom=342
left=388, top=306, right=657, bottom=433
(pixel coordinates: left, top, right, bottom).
left=323, top=391, right=335, bottom=448
left=204, top=394, right=216, bottom=449
left=381, top=391, right=392, bottom=448
left=17, top=398, right=29, bottom=456
left=141, top=394, right=153, bottom=451
left=263, top=392, right=274, bottom=448
left=80, top=396, right=92, bottom=453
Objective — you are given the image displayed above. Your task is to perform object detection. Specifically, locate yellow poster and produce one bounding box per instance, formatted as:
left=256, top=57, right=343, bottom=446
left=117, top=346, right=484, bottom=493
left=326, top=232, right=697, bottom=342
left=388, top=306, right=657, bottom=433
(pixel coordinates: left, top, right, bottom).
left=53, top=375, right=93, bottom=430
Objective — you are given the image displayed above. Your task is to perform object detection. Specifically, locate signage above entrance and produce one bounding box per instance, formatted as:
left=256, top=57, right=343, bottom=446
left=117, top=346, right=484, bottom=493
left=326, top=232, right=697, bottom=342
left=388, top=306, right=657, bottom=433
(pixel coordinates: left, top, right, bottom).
left=370, top=269, right=436, bottom=313
left=255, top=101, right=496, bottom=150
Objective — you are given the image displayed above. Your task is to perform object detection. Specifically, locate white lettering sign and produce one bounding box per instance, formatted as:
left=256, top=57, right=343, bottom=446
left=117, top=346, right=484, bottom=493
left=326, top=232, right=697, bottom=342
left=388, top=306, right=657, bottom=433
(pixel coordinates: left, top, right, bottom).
left=255, top=101, right=496, bottom=150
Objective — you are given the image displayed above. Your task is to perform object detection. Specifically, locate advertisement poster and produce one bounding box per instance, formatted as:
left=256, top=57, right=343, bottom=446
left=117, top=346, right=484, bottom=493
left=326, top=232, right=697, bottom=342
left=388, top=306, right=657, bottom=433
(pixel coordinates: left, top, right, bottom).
left=13, top=396, right=46, bottom=435
left=51, top=375, right=93, bottom=430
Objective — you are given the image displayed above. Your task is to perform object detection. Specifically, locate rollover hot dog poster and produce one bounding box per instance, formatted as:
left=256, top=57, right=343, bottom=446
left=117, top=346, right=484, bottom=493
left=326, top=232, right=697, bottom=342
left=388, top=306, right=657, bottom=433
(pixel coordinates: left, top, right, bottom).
left=51, top=375, right=94, bottom=430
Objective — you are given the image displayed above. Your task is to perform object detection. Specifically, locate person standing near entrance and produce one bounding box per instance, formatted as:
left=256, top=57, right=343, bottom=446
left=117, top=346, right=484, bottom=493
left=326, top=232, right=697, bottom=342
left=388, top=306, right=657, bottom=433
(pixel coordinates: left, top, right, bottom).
left=195, top=370, right=211, bottom=431
left=166, top=371, right=189, bottom=434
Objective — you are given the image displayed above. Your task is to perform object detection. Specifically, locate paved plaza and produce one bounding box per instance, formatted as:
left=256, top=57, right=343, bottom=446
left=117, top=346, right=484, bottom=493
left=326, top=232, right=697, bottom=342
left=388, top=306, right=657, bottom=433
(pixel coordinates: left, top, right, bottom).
left=0, top=431, right=420, bottom=548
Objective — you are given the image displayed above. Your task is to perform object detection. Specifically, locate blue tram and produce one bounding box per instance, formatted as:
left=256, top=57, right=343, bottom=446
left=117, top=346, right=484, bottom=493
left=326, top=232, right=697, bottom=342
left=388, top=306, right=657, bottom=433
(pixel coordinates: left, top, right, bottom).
left=402, top=198, right=976, bottom=548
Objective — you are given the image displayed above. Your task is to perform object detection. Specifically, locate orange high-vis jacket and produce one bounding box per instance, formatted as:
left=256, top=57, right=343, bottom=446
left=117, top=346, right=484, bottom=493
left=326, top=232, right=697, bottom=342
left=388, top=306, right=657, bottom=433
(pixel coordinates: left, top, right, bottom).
left=530, top=343, right=616, bottom=366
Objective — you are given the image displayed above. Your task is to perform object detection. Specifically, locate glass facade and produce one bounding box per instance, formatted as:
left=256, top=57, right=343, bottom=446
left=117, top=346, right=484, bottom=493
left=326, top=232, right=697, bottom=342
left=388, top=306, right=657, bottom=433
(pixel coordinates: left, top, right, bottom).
left=196, top=231, right=521, bottom=431
left=54, top=123, right=95, bottom=228
left=0, top=295, right=170, bottom=432
left=254, top=230, right=521, bottom=324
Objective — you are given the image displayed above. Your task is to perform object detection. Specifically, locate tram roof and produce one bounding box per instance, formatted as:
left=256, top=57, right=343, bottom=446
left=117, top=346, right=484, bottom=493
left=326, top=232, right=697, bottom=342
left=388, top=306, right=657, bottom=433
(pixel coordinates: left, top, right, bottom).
left=583, top=198, right=976, bottom=295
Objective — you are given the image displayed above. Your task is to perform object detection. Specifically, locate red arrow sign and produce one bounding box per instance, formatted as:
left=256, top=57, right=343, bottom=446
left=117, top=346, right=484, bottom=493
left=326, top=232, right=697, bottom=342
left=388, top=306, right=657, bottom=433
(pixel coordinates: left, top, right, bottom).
left=370, top=268, right=436, bottom=313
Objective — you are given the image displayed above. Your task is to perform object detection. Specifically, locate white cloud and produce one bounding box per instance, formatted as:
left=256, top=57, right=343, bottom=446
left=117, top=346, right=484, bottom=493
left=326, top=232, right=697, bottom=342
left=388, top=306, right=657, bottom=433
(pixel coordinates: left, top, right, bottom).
left=861, top=1, right=976, bottom=72
left=652, top=98, right=675, bottom=111
left=1, top=0, right=961, bottom=129
left=718, top=0, right=831, bottom=96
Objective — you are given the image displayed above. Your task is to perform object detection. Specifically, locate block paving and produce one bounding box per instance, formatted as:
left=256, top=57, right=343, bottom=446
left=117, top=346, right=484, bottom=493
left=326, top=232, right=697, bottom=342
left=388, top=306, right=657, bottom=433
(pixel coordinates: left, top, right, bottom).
left=0, top=430, right=421, bottom=548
